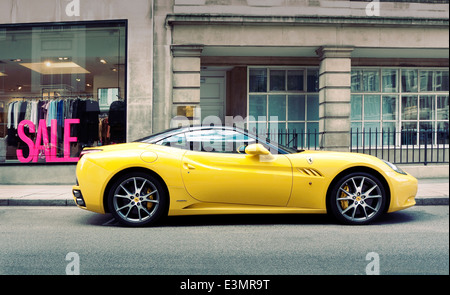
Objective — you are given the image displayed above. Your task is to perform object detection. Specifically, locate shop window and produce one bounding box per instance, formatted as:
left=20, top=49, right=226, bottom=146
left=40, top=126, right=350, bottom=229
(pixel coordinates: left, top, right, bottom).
left=0, top=21, right=126, bottom=164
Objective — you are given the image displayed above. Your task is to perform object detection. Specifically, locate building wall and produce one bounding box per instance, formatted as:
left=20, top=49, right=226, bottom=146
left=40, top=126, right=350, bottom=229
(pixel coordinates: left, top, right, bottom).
left=172, top=0, right=449, bottom=19
left=0, top=0, right=448, bottom=183
left=165, top=2, right=448, bottom=151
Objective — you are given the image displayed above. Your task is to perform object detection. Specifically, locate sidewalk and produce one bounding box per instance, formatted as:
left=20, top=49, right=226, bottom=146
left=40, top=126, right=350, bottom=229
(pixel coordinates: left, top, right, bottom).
left=0, top=178, right=448, bottom=206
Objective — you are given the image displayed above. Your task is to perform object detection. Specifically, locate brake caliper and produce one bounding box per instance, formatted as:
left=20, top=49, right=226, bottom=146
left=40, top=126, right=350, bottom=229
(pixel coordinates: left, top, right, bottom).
left=340, top=185, right=349, bottom=209
left=146, top=188, right=154, bottom=210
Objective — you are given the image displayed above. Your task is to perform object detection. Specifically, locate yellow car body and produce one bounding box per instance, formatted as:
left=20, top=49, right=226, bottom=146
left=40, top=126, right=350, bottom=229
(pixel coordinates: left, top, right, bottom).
left=72, top=126, right=417, bottom=226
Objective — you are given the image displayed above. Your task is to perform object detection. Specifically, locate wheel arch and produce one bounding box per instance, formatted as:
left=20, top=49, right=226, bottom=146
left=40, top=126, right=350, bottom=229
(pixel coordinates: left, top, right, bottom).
left=102, top=167, right=170, bottom=214
left=326, top=166, right=391, bottom=214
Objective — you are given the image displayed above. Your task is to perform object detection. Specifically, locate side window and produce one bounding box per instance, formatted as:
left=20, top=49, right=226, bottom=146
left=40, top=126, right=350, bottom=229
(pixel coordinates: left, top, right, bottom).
left=155, top=133, right=187, bottom=149
left=185, top=129, right=255, bottom=153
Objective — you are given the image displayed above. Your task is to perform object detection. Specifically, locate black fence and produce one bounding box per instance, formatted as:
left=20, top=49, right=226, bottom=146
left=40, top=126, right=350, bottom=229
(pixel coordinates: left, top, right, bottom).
left=264, top=128, right=449, bottom=165
left=350, top=128, right=449, bottom=165
left=265, top=129, right=320, bottom=150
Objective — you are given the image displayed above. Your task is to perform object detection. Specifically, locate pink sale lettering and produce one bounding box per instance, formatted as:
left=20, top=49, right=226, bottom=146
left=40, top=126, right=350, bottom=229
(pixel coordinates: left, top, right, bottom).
left=16, top=119, right=80, bottom=163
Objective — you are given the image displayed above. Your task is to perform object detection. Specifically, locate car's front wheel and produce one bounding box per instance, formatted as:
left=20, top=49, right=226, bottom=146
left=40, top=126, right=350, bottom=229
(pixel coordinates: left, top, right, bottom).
left=328, top=172, right=387, bottom=225
left=107, top=172, right=168, bottom=227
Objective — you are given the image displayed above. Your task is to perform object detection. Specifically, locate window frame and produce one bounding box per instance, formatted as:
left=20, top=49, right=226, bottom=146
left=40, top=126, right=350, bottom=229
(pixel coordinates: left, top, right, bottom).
left=247, top=66, right=320, bottom=148
left=351, top=67, right=449, bottom=147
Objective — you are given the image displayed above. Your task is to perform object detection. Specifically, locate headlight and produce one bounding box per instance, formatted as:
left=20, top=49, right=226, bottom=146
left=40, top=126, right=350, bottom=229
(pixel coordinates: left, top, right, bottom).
left=382, top=160, right=407, bottom=175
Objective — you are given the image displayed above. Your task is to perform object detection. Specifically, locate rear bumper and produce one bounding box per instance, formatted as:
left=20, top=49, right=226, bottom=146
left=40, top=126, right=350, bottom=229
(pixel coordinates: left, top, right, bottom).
left=72, top=156, right=110, bottom=214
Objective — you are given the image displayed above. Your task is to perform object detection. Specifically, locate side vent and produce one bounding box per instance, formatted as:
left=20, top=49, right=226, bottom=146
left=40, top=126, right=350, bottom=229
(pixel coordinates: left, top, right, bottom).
left=297, top=168, right=323, bottom=177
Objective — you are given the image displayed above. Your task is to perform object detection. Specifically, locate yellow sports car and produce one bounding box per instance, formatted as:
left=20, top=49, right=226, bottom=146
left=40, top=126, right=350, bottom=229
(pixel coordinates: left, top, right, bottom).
left=72, top=125, right=417, bottom=226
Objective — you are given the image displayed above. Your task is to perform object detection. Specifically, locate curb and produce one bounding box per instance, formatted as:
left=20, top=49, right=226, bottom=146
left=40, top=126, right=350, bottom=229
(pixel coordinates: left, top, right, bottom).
left=0, top=199, right=76, bottom=206
left=415, top=197, right=449, bottom=206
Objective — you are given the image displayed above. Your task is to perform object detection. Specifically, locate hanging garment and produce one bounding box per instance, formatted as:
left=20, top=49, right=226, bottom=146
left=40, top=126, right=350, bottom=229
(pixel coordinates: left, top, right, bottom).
left=108, top=100, right=126, bottom=143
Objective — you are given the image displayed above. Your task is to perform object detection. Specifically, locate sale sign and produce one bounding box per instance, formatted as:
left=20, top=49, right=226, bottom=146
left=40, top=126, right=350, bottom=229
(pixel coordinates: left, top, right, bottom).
left=16, top=119, right=80, bottom=163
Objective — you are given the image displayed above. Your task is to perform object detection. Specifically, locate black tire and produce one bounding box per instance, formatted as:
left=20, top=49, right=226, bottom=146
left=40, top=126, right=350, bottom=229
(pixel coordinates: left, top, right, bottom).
left=107, top=172, right=168, bottom=227
left=328, top=172, right=387, bottom=225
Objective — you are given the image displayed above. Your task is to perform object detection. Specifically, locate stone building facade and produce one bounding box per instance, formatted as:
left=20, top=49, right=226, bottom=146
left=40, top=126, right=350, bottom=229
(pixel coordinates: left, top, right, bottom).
left=0, top=0, right=448, bottom=183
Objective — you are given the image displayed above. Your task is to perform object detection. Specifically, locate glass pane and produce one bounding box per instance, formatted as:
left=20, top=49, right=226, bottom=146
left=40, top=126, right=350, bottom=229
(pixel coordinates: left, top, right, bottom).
left=435, top=70, right=449, bottom=92
left=288, top=122, right=305, bottom=148
left=382, top=95, right=397, bottom=121
left=419, top=122, right=433, bottom=145
left=288, top=122, right=305, bottom=133
left=287, top=70, right=304, bottom=91
left=306, top=94, right=319, bottom=121
left=249, top=68, right=267, bottom=92
left=248, top=95, right=267, bottom=120
left=268, top=121, right=285, bottom=145
left=351, top=70, right=362, bottom=92
left=268, top=121, right=285, bottom=132
left=401, top=95, right=418, bottom=120
left=419, top=95, right=434, bottom=120
left=306, top=122, right=319, bottom=148
left=247, top=121, right=267, bottom=137
left=364, top=122, right=381, bottom=146
left=419, top=70, right=433, bottom=92
left=437, top=95, right=449, bottom=120
left=307, top=69, right=319, bottom=92
left=364, top=95, right=381, bottom=121
left=269, top=70, right=285, bottom=91
left=401, top=69, right=418, bottom=93
left=382, top=69, right=398, bottom=92
left=288, top=95, right=305, bottom=121
left=351, top=95, right=362, bottom=121
left=268, top=95, right=286, bottom=121
left=382, top=122, right=396, bottom=146
left=401, top=122, right=417, bottom=146
left=351, top=122, right=362, bottom=147
left=363, top=70, right=380, bottom=92
left=437, top=121, right=449, bottom=145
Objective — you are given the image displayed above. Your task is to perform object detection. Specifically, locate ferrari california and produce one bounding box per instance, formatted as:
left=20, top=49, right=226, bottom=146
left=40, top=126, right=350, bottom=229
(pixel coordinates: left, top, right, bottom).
left=72, top=125, right=417, bottom=226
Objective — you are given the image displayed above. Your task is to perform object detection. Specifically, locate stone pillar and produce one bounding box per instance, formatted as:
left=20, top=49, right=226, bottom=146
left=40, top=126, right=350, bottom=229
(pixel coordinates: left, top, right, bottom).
left=316, top=46, right=354, bottom=152
left=170, top=44, right=203, bottom=126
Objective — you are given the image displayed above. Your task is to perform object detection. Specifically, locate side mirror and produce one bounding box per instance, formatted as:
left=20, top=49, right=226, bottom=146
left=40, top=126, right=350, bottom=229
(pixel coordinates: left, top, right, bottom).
left=245, top=143, right=270, bottom=156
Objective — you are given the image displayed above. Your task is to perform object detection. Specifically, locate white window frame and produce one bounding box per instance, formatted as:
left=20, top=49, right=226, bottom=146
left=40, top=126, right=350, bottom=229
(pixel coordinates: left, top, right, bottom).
left=351, top=67, right=449, bottom=148
left=247, top=66, right=320, bottom=147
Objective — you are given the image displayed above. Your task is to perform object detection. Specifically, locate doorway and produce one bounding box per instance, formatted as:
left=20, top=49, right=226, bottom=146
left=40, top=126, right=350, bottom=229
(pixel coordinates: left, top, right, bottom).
left=200, top=71, right=226, bottom=123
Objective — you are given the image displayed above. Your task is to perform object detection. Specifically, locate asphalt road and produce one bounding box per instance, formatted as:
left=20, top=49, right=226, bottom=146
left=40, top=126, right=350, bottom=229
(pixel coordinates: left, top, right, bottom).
left=0, top=206, right=448, bottom=276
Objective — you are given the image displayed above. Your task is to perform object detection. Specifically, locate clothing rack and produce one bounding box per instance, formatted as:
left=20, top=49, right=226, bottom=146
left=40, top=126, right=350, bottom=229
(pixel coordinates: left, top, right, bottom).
left=9, top=94, right=94, bottom=100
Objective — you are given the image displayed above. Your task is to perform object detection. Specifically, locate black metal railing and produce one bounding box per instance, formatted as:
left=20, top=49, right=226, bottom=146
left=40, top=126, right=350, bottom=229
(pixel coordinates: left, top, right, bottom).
left=350, top=128, right=449, bottom=165
left=265, top=129, right=320, bottom=150
left=263, top=128, right=448, bottom=165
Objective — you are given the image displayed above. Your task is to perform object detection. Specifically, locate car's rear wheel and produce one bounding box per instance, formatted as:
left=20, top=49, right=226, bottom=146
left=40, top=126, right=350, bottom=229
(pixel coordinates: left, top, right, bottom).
left=108, top=172, right=167, bottom=227
left=329, top=172, right=387, bottom=225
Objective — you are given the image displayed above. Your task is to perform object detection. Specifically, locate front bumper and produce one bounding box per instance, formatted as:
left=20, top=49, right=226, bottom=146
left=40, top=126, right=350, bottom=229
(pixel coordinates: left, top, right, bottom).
left=386, top=171, right=418, bottom=213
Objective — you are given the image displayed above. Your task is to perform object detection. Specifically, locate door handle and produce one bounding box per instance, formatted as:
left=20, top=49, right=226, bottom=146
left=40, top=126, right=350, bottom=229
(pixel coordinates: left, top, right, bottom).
left=183, top=163, right=196, bottom=170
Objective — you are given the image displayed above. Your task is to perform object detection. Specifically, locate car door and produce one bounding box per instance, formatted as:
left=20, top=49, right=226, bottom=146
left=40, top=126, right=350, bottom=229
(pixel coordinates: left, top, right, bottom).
left=180, top=129, right=292, bottom=206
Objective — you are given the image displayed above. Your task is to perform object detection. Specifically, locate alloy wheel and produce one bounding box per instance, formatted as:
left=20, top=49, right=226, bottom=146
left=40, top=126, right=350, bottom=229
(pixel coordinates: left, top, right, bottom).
left=112, top=176, right=160, bottom=225
left=333, top=174, right=385, bottom=224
